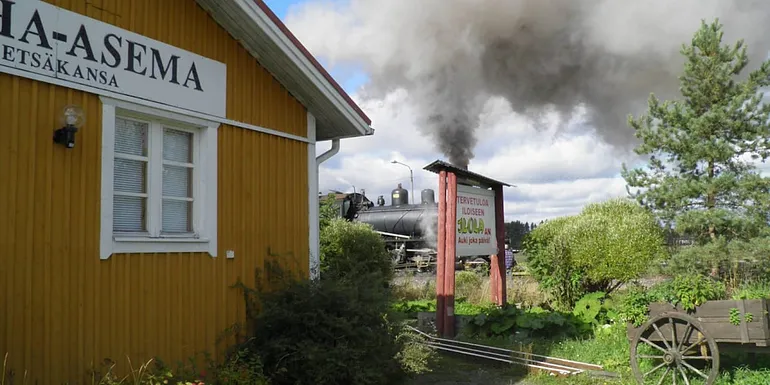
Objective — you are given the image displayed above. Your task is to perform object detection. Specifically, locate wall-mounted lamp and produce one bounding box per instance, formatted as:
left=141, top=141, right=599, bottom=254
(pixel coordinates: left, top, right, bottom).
left=53, top=105, right=85, bottom=149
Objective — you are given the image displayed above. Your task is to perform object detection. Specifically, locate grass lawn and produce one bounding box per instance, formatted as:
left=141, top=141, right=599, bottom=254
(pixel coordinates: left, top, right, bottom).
left=394, top=273, right=770, bottom=385
left=408, top=322, right=770, bottom=385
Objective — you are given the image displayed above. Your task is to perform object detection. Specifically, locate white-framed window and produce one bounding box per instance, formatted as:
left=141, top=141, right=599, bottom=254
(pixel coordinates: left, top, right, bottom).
left=99, top=96, right=218, bottom=259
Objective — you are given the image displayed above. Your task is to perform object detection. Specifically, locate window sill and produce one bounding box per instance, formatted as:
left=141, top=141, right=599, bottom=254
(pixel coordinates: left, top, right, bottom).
left=114, top=236, right=211, bottom=243
left=102, top=236, right=216, bottom=259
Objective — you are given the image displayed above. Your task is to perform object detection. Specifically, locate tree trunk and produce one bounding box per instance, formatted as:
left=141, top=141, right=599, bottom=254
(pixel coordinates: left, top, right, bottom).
left=708, top=160, right=719, bottom=277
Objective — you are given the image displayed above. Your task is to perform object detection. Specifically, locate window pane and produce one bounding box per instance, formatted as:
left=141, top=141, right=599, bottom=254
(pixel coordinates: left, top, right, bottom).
left=163, top=128, right=193, bottom=163
left=115, top=118, right=148, bottom=156
left=162, top=199, right=191, bottom=233
left=163, top=165, right=192, bottom=198
left=114, top=158, right=146, bottom=194
left=114, top=195, right=146, bottom=232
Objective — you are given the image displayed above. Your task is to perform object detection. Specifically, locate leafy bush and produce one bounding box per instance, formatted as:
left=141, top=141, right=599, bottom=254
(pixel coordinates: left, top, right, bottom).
left=391, top=298, right=489, bottom=317
left=236, top=277, right=405, bottom=385
left=523, top=198, right=665, bottom=309
left=732, top=281, right=770, bottom=300
left=462, top=302, right=603, bottom=341
left=572, top=292, right=617, bottom=326
left=210, top=349, right=269, bottom=385
left=521, top=216, right=581, bottom=309
left=616, top=275, right=727, bottom=326
left=616, top=285, right=653, bottom=327
left=664, top=236, right=770, bottom=288
left=569, top=199, right=666, bottom=284
left=320, top=218, right=392, bottom=285
left=319, top=193, right=339, bottom=232
left=394, top=327, right=438, bottom=375
left=669, top=274, right=726, bottom=310
left=392, top=299, right=437, bottom=314
left=223, top=218, right=414, bottom=385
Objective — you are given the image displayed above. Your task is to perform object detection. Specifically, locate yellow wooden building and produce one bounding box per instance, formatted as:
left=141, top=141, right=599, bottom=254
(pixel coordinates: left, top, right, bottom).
left=0, top=0, right=372, bottom=382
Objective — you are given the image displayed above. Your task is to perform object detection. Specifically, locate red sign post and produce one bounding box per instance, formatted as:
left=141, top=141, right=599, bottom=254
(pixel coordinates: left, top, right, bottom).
left=424, top=160, right=511, bottom=338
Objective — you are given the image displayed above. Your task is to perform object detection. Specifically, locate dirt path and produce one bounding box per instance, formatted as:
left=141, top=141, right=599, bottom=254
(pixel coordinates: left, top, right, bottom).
left=406, top=356, right=533, bottom=385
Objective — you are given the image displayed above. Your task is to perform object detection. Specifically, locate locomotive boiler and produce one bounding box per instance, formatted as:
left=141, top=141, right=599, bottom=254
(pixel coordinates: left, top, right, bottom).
left=323, top=183, right=489, bottom=269
left=352, top=184, right=439, bottom=266
left=355, top=184, right=438, bottom=238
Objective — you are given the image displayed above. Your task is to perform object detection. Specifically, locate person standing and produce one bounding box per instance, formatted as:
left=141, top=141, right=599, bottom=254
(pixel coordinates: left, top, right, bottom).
left=504, top=243, right=514, bottom=273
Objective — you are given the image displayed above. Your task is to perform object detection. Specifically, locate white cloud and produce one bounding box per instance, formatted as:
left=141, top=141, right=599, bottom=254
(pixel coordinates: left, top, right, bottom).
left=316, top=87, right=634, bottom=223
left=286, top=1, right=770, bottom=224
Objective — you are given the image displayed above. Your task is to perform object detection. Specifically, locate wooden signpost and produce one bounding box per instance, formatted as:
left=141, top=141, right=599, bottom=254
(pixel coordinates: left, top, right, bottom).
left=424, top=160, right=511, bottom=338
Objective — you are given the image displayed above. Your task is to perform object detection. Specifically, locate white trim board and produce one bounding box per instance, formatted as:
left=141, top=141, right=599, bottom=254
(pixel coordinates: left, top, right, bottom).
left=0, top=66, right=311, bottom=144
left=196, top=0, right=373, bottom=140
left=307, top=111, right=320, bottom=280
left=99, top=96, right=219, bottom=259
left=231, top=0, right=370, bottom=136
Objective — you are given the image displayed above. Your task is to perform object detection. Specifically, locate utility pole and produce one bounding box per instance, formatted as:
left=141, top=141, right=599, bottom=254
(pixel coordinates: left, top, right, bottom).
left=391, top=160, right=414, bottom=204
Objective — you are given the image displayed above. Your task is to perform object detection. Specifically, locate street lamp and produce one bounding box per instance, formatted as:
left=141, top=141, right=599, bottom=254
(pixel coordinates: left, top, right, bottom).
left=390, top=160, right=414, bottom=205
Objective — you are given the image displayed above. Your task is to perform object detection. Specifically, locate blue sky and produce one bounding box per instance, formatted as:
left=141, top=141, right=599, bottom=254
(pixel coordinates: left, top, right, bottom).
left=263, top=0, right=369, bottom=94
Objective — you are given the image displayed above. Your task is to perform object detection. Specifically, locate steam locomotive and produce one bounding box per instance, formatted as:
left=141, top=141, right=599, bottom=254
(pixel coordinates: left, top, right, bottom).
left=322, top=184, right=490, bottom=270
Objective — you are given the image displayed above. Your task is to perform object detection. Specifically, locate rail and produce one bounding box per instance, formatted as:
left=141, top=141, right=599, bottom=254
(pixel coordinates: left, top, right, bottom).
left=405, top=325, right=610, bottom=378
left=375, top=230, right=411, bottom=239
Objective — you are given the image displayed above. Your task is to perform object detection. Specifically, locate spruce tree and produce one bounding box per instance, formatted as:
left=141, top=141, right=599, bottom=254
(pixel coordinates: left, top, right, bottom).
left=621, top=19, right=770, bottom=243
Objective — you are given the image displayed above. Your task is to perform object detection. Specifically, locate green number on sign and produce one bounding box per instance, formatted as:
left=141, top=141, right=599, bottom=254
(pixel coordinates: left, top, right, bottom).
left=457, top=217, right=486, bottom=234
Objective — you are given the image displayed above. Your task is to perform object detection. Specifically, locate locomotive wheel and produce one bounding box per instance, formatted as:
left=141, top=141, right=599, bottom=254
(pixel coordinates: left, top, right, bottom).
left=630, top=312, right=719, bottom=385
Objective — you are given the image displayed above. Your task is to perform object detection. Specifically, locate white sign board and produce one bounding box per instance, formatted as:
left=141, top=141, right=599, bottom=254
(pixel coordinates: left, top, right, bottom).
left=455, top=184, right=497, bottom=257
left=0, top=0, right=227, bottom=117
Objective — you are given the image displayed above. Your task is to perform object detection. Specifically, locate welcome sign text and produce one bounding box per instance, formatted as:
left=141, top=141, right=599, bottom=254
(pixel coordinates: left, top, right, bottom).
left=0, top=0, right=227, bottom=117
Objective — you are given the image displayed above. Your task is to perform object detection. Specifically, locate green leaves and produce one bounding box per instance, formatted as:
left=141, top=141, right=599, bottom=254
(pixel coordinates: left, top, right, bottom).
left=622, top=19, right=770, bottom=243
left=319, top=218, right=393, bottom=286
left=670, top=274, right=726, bottom=311
left=465, top=304, right=583, bottom=340
left=616, top=275, right=726, bottom=328
left=572, top=292, right=605, bottom=325
left=523, top=198, right=665, bottom=308
left=616, top=286, right=654, bottom=327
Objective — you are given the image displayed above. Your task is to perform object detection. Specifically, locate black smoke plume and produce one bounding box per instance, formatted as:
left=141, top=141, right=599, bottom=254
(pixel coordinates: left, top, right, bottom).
left=286, top=0, right=770, bottom=167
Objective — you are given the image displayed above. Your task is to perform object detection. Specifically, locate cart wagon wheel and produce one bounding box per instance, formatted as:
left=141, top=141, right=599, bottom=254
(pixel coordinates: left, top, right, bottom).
left=630, top=312, right=719, bottom=385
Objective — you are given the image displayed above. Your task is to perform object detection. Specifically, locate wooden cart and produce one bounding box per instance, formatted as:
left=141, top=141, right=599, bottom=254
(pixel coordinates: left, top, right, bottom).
left=626, top=299, right=770, bottom=385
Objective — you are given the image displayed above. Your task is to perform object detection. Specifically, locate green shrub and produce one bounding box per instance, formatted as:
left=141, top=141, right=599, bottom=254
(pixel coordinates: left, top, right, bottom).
left=391, top=298, right=490, bottom=317
left=616, top=285, right=653, bottom=327
left=732, top=281, right=770, bottom=300
left=394, top=328, right=438, bottom=375
left=237, top=278, right=405, bottom=385
left=523, top=198, right=665, bottom=309
left=616, top=275, right=727, bottom=326
left=462, top=304, right=594, bottom=340
left=569, top=199, right=666, bottom=285
left=211, top=348, right=269, bottom=385
left=223, top=217, right=413, bottom=385
left=319, top=193, right=339, bottom=231
left=320, top=218, right=392, bottom=285
left=669, top=274, right=726, bottom=311
left=522, top=216, right=580, bottom=309
left=664, top=236, right=770, bottom=288
left=572, top=292, right=617, bottom=326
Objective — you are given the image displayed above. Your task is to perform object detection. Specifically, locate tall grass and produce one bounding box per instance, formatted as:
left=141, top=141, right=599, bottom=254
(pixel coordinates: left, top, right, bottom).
left=391, top=271, right=548, bottom=307
left=0, top=353, right=201, bottom=385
